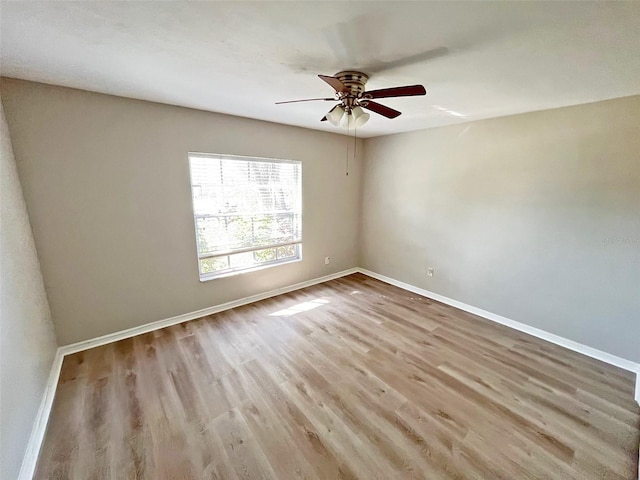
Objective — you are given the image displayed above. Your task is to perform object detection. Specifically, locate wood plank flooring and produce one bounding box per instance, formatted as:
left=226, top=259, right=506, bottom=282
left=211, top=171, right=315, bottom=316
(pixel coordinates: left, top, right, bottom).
left=35, top=273, right=640, bottom=479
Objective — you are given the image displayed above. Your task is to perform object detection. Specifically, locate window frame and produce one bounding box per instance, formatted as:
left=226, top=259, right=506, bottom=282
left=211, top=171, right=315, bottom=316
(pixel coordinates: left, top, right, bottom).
left=187, top=152, right=303, bottom=281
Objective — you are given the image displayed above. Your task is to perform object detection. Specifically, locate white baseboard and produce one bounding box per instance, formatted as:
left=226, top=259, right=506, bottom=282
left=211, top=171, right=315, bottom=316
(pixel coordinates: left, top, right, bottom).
left=59, top=267, right=359, bottom=356
left=20, top=267, right=358, bottom=479
left=356, top=268, right=640, bottom=403
left=20, top=265, right=640, bottom=479
left=17, top=348, right=64, bottom=480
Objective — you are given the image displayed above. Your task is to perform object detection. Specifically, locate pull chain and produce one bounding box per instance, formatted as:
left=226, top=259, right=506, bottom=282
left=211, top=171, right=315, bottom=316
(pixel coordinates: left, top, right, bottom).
left=346, top=148, right=349, bottom=176
left=354, top=125, right=357, bottom=160
left=346, top=119, right=350, bottom=176
left=345, top=115, right=358, bottom=176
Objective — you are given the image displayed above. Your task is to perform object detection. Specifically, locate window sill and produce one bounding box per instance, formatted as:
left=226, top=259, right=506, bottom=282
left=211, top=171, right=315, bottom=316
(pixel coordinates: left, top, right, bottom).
left=199, top=257, right=302, bottom=282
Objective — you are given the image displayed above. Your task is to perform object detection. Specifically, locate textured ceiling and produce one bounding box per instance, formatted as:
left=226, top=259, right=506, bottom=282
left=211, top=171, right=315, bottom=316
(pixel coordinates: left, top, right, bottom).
left=1, top=1, right=639, bottom=137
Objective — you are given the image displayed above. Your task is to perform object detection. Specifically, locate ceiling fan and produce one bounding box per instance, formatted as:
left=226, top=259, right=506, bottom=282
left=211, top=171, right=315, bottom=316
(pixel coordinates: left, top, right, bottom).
left=276, top=71, right=426, bottom=128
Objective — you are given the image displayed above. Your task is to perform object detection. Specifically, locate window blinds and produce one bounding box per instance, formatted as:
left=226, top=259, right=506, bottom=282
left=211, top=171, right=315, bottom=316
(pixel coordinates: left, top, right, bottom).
left=188, top=153, right=302, bottom=277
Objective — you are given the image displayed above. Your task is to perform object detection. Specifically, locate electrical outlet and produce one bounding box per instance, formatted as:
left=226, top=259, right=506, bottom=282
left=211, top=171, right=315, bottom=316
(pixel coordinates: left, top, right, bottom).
left=325, top=256, right=331, bottom=265
left=427, top=267, right=434, bottom=277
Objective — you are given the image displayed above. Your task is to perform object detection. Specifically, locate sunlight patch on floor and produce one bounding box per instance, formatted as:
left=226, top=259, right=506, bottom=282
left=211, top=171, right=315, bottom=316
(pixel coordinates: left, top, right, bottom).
left=269, top=298, right=330, bottom=317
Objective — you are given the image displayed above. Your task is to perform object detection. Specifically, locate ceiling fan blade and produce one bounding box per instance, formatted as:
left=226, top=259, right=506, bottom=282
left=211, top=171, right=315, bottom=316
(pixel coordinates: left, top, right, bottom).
left=275, top=98, right=335, bottom=104
left=361, top=101, right=402, bottom=119
left=364, top=85, right=426, bottom=99
left=318, top=74, right=349, bottom=93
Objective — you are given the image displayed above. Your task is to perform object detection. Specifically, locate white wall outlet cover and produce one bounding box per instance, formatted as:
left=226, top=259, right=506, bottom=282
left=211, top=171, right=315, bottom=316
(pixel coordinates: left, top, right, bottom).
left=427, top=267, right=434, bottom=277
left=325, top=257, right=331, bottom=265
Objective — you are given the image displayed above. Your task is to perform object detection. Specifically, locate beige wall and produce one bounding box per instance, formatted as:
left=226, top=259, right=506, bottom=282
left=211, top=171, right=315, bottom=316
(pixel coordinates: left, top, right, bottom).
left=0, top=78, right=363, bottom=345
left=0, top=99, right=58, bottom=479
left=361, top=96, right=640, bottom=362
left=3, top=77, right=638, bottom=366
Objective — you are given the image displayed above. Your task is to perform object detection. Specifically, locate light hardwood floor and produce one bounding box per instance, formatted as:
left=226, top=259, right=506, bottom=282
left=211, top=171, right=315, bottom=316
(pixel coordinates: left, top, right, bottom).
left=36, top=273, right=639, bottom=479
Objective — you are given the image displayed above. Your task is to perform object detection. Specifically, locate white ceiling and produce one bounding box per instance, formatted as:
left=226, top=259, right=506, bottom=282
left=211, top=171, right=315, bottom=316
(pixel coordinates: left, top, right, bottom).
left=1, top=1, right=639, bottom=138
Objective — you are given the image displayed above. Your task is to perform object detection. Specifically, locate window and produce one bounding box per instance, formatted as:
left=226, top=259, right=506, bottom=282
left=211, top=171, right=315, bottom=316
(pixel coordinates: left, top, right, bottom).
left=188, top=153, right=302, bottom=280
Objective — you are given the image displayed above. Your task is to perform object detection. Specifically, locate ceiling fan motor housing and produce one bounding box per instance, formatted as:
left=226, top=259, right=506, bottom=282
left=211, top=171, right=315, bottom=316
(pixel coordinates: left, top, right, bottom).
left=334, top=71, right=369, bottom=112
left=335, top=71, right=369, bottom=96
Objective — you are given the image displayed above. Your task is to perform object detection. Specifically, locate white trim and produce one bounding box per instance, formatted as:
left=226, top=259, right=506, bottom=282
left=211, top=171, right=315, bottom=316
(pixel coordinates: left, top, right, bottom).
left=60, top=268, right=358, bottom=356
left=357, top=268, right=640, bottom=376
left=17, top=348, right=64, bottom=480
left=19, top=266, right=640, bottom=479
left=20, top=267, right=358, bottom=479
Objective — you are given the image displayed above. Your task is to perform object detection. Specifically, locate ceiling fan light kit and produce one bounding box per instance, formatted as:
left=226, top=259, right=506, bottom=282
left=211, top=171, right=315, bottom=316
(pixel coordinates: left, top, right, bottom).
left=327, top=104, right=346, bottom=126
left=326, top=104, right=370, bottom=129
left=349, top=106, right=370, bottom=128
left=277, top=70, right=426, bottom=129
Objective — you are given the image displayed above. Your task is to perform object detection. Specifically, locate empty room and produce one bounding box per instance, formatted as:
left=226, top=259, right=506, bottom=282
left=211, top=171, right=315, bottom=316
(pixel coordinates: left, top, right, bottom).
left=1, top=1, right=639, bottom=479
